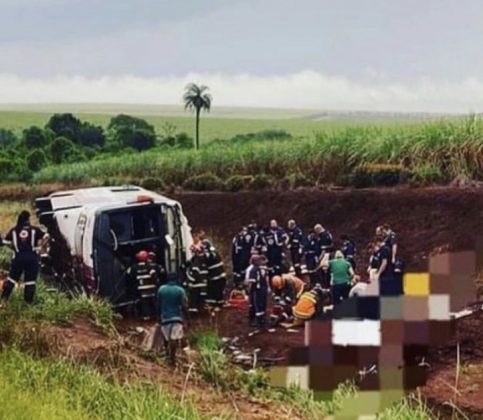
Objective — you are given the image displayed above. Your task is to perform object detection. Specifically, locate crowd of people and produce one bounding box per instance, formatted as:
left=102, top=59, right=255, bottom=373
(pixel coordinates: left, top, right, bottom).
left=232, top=219, right=404, bottom=329
left=0, top=209, right=404, bottom=364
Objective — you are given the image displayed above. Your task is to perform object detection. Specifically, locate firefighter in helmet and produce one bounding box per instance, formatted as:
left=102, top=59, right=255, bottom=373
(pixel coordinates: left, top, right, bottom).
left=127, top=250, right=160, bottom=320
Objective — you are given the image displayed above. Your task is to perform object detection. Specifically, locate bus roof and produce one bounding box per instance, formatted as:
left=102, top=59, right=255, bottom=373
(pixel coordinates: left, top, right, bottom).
left=48, top=186, right=179, bottom=211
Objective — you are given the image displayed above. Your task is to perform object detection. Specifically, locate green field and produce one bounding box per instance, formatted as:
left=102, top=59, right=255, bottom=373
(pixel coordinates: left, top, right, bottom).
left=0, top=104, right=446, bottom=143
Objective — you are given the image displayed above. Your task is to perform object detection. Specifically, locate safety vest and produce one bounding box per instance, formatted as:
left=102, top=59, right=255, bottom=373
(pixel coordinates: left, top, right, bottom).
left=293, top=290, right=318, bottom=320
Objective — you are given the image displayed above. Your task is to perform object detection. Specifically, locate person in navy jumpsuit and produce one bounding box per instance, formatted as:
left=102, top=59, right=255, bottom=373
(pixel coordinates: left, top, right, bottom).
left=245, top=255, right=269, bottom=329
left=1, top=211, right=49, bottom=305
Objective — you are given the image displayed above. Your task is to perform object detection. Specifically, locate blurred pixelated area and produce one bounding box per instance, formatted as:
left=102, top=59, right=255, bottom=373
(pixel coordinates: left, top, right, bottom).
left=270, top=250, right=482, bottom=418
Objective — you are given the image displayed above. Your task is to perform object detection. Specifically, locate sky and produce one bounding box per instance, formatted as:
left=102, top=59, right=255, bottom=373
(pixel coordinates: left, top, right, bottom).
left=0, top=0, right=482, bottom=112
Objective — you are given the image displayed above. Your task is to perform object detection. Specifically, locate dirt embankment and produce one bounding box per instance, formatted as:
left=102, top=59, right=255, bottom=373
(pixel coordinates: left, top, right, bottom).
left=174, top=187, right=483, bottom=272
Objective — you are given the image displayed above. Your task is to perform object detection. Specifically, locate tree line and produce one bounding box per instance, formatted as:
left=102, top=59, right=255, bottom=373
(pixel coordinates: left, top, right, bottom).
left=0, top=113, right=194, bottom=181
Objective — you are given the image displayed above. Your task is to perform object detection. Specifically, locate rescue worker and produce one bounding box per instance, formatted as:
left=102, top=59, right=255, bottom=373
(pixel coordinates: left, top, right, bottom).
left=385, top=225, right=399, bottom=264
left=127, top=250, right=159, bottom=320
left=231, top=226, right=254, bottom=289
left=271, top=274, right=307, bottom=304
left=377, top=225, right=398, bottom=264
left=292, top=285, right=330, bottom=326
left=260, top=220, right=287, bottom=276
left=248, top=222, right=264, bottom=255
left=185, top=241, right=208, bottom=313
left=157, top=272, right=188, bottom=366
left=245, top=254, right=269, bottom=329
left=322, top=250, right=354, bottom=305
left=374, top=238, right=397, bottom=295
left=305, top=230, right=321, bottom=287
left=340, top=234, right=356, bottom=269
left=148, top=251, right=166, bottom=285
left=204, top=240, right=227, bottom=310
left=1, top=210, right=49, bottom=305
left=314, top=224, right=334, bottom=260
left=367, top=241, right=381, bottom=282
left=286, top=220, right=305, bottom=277
left=270, top=273, right=307, bottom=327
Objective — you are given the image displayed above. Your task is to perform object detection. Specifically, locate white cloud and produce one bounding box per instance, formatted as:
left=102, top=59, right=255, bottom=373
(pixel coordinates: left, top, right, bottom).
left=1, top=70, right=483, bottom=113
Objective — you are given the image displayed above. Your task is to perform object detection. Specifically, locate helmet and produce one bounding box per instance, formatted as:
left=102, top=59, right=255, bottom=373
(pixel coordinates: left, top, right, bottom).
left=271, top=275, right=285, bottom=290
left=136, top=250, right=149, bottom=262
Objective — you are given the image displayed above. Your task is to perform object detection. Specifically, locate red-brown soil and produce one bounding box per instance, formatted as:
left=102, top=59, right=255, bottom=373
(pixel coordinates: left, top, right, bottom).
left=172, top=187, right=483, bottom=417
left=6, top=185, right=483, bottom=416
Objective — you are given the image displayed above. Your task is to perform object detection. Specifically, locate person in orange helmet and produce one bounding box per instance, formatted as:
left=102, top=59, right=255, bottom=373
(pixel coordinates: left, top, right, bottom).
left=271, top=273, right=307, bottom=304
left=270, top=273, right=307, bottom=327
left=127, top=250, right=160, bottom=320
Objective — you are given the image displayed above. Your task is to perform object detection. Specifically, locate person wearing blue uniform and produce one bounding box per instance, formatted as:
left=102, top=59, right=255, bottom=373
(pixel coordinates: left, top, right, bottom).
left=374, top=239, right=399, bottom=296
left=305, top=230, right=321, bottom=287
left=287, top=219, right=305, bottom=277
left=1, top=211, right=49, bottom=305
left=262, top=220, right=287, bottom=276
left=314, top=224, right=333, bottom=260
left=383, top=225, right=398, bottom=264
left=340, top=234, right=356, bottom=269
left=245, top=255, right=269, bottom=329
left=231, top=226, right=254, bottom=289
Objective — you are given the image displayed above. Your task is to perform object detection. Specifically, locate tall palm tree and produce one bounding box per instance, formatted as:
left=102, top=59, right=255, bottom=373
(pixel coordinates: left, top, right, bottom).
left=183, top=83, right=212, bottom=150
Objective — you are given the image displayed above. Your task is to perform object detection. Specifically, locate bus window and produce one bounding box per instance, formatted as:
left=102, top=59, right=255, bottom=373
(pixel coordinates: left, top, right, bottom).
left=74, top=214, right=87, bottom=257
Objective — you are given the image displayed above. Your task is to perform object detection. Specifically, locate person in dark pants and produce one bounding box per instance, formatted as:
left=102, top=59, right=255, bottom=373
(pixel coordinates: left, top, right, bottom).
left=321, top=250, right=354, bottom=305
left=262, top=220, right=288, bottom=276
left=375, top=239, right=398, bottom=296
left=340, top=234, right=356, bottom=269
left=305, top=230, right=321, bottom=287
left=127, top=250, right=159, bottom=320
left=231, top=226, right=253, bottom=289
left=245, top=255, right=269, bottom=329
left=204, top=241, right=227, bottom=310
left=287, top=219, right=305, bottom=277
left=185, top=242, right=208, bottom=314
left=1, top=211, right=49, bottom=306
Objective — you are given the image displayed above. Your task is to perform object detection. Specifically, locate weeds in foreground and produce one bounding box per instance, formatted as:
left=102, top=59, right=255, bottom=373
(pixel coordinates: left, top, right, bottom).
left=0, top=348, right=200, bottom=420
left=193, top=329, right=437, bottom=419
left=2, top=281, right=116, bottom=332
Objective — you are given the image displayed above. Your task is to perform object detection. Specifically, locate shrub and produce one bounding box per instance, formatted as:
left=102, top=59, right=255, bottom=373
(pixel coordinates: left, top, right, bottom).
left=183, top=173, right=223, bottom=191
left=286, top=173, right=314, bottom=189
left=224, top=175, right=254, bottom=192
left=0, top=128, right=17, bottom=148
left=160, top=132, right=194, bottom=149
left=249, top=174, right=273, bottom=190
left=50, top=137, right=76, bottom=165
left=26, top=149, right=48, bottom=172
left=411, top=164, right=445, bottom=186
left=114, top=127, right=156, bottom=152
left=22, top=126, right=51, bottom=149
left=351, top=163, right=410, bottom=188
left=46, top=113, right=82, bottom=141
left=140, top=177, right=165, bottom=191
left=230, top=129, right=292, bottom=143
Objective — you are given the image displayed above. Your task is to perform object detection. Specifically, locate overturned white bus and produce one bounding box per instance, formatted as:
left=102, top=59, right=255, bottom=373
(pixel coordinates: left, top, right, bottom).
left=34, top=186, right=193, bottom=307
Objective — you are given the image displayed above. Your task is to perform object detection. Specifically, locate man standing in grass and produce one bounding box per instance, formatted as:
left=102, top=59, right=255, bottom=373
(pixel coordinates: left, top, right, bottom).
left=157, top=272, right=188, bottom=366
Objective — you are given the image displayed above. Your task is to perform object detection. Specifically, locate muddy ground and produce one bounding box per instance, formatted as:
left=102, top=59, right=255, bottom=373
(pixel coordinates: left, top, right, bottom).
left=172, top=187, right=483, bottom=418
left=4, top=185, right=483, bottom=417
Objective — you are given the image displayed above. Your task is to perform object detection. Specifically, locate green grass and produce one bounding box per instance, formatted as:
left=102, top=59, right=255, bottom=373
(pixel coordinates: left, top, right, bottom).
left=33, top=115, right=483, bottom=188
left=0, top=348, right=200, bottom=420
left=0, top=281, right=116, bottom=337
left=0, top=109, right=362, bottom=142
